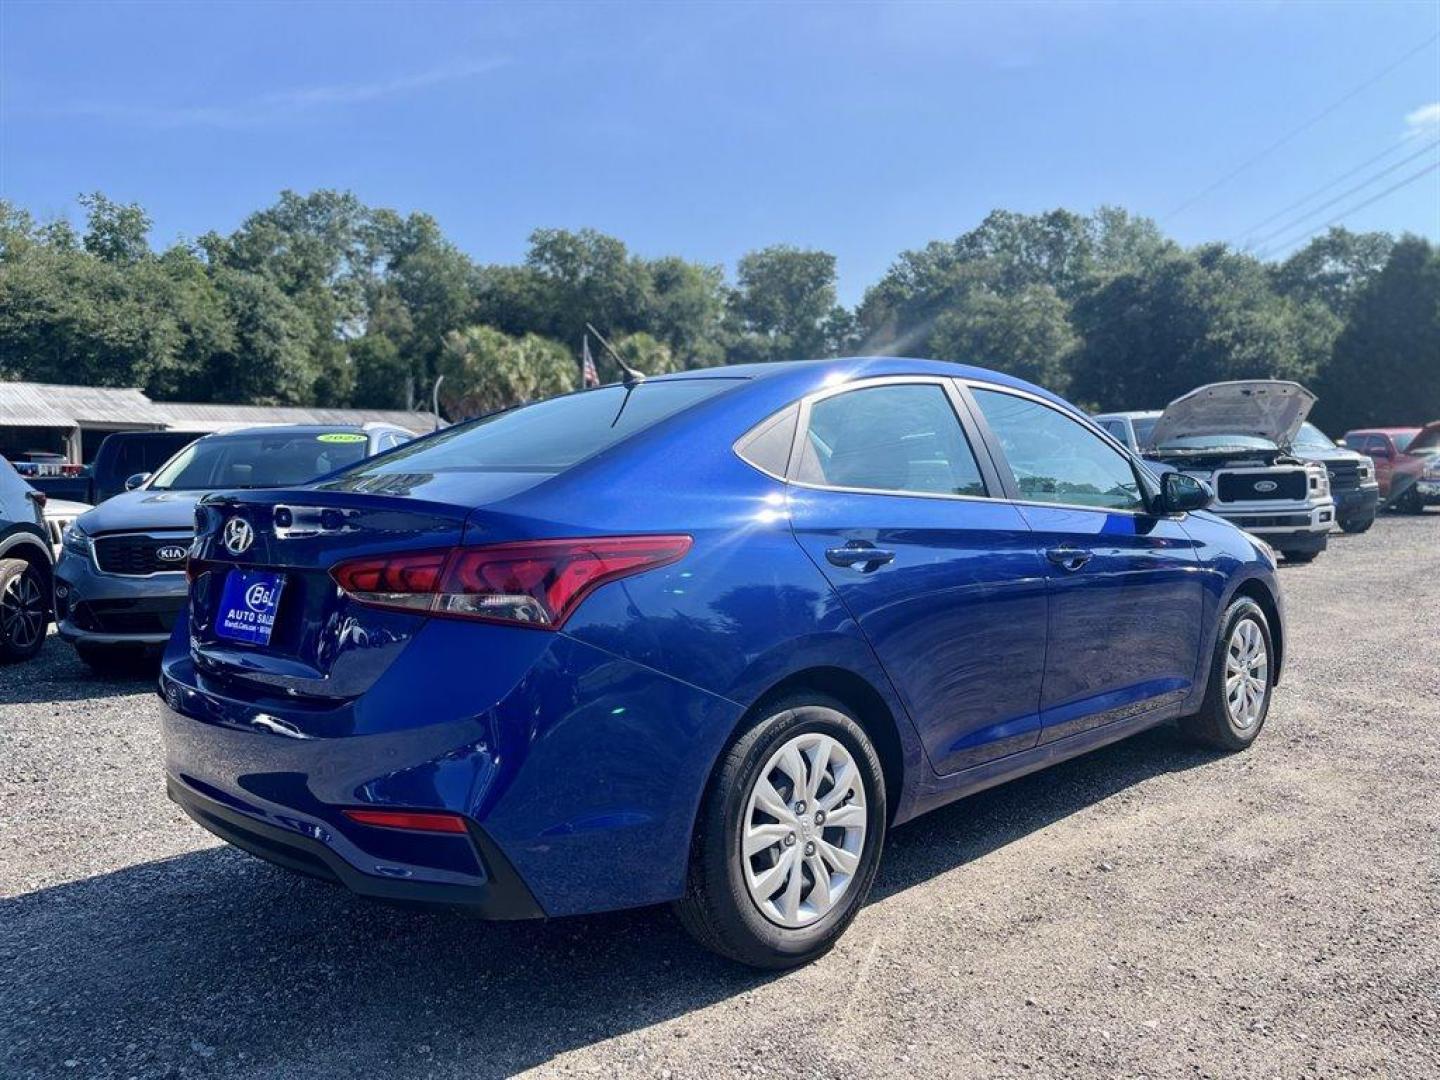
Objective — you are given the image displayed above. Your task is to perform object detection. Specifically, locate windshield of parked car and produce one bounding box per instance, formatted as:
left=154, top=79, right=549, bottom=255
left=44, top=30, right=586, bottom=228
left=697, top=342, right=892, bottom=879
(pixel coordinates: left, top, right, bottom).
left=1155, top=434, right=1278, bottom=452
left=1292, top=423, right=1336, bottom=451
left=339, top=380, right=740, bottom=477
left=148, top=431, right=370, bottom=490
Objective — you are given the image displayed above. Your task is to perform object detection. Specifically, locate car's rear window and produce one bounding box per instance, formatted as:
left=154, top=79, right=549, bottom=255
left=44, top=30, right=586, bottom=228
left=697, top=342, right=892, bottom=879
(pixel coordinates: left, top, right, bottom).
left=342, top=380, right=740, bottom=476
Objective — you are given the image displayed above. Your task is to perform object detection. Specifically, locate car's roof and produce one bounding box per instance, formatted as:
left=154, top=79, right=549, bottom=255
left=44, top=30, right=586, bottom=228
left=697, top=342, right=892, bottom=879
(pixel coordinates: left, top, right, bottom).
left=200, top=422, right=384, bottom=438
left=646, top=356, right=1076, bottom=410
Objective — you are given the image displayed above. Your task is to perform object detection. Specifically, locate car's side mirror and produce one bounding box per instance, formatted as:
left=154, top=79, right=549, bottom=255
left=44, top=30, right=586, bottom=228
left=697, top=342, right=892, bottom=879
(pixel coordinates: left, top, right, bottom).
left=1335, top=438, right=1348, bottom=447
left=1159, top=471, right=1213, bottom=514
left=124, top=472, right=151, bottom=491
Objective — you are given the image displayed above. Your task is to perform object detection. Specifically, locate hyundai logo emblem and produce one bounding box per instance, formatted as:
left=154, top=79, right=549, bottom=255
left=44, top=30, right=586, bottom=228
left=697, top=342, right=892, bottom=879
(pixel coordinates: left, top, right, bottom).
left=1252, top=480, right=1279, bottom=493
left=222, top=517, right=255, bottom=555
left=156, top=545, right=188, bottom=563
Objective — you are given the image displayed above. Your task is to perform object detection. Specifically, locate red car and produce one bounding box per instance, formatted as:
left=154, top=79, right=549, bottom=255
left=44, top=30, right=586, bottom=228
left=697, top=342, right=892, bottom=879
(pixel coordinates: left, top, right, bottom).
left=1342, top=423, right=1440, bottom=513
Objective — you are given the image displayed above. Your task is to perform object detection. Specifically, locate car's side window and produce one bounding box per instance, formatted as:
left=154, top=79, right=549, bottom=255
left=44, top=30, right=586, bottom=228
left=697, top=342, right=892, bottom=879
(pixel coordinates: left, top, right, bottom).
left=794, top=383, right=987, bottom=498
left=1098, top=419, right=1129, bottom=445
left=971, top=388, right=1146, bottom=512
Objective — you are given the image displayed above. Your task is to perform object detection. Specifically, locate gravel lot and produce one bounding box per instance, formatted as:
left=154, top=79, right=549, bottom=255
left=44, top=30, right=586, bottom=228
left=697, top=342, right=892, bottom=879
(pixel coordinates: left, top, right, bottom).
left=3, top=513, right=1437, bottom=1079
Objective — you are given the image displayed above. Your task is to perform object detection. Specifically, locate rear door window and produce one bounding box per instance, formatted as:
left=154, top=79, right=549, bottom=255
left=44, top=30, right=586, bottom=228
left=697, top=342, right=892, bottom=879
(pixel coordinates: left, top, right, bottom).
left=795, top=383, right=987, bottom=498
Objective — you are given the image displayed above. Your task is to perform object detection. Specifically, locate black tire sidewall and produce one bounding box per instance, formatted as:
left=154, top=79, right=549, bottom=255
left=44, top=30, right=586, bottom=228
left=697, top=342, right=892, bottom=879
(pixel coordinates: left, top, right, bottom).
left=702, top=698, right=887, bottom=966
left=1211, top=599, right=1275, bottom=746
left=0, top=559, right=45, bottom=662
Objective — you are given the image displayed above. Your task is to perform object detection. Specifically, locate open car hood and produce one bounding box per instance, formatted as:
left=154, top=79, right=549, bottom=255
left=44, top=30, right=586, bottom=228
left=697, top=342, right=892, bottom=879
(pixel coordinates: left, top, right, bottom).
left=1148, top=381, right=1316, bottom=448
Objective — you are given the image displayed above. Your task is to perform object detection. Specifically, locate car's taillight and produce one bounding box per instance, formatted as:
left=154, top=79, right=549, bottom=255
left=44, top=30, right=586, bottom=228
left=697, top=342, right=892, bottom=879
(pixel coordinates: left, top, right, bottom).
left=329, top=535, right=692, bottom=628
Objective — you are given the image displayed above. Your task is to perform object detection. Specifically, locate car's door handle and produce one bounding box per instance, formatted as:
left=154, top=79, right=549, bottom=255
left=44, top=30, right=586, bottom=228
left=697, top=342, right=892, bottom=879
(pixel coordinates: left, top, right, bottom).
left=825, top=543, right=896, bottom=570
left=1045, top=546, right=1094, bottom=572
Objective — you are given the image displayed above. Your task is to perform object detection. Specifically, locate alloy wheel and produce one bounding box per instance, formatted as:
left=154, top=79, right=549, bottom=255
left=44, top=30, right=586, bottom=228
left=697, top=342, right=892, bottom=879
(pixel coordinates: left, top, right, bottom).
left=1, top=569, right=45, bottom=652
left=741, top=732, right=868, bottom=928
left=1224, top=617, right=1268, bottom=730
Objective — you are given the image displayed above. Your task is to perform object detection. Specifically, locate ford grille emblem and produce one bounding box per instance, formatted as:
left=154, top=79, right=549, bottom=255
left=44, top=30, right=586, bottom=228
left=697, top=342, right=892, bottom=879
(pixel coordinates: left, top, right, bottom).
left=156, top=545, right=188, bottom=563
left=1252, top=480, right=1278, bottom=493
left=222, top=517, right=255, bottom=555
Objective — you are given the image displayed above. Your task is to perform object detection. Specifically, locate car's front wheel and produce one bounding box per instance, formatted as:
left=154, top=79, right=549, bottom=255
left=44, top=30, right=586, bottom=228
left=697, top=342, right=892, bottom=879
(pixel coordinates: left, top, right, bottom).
left=675, top=694, right=887, bottom=968
left=0, top=558, right=48, bottom=663
left=1338, top=516, right=1373, bottom=534
left=1179, top=597, right=1275, bottom=751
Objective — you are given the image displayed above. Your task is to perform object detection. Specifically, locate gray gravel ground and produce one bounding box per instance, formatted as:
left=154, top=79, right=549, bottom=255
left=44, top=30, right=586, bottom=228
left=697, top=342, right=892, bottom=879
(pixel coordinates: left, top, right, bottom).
left=2, top=513, right=1437, bottom=1079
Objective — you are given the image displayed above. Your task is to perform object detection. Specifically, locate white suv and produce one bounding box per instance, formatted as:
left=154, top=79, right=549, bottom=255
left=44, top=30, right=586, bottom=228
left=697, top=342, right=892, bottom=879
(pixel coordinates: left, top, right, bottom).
left=1095, top=381, right=1336, bottom=564
left=0, top=455, right=55, bottom=662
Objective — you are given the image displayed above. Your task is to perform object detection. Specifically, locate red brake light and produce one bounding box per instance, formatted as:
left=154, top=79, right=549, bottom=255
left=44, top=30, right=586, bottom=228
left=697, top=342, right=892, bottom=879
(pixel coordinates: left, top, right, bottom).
left=342, top=808, right=470, bottom=834
left=330, top=535, right=692, bottom=628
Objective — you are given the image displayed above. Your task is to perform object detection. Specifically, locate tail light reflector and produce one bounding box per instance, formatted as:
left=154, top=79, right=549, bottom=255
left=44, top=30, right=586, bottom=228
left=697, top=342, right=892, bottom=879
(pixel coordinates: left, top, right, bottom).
left=330, top=535, right=692, bottom=629
left=343, top=808, right=470, bottom=834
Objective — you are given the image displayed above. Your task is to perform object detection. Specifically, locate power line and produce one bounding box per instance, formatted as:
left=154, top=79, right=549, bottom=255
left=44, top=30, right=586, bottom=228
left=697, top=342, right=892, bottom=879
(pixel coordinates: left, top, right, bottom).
left=1234, top=131, right=1431, bottom=245
left=1242, top=137, right=1440, bottom=251
left=1254, top=160, right=1440, bottom=260
left=1163, top=31, right=1440, bottom=221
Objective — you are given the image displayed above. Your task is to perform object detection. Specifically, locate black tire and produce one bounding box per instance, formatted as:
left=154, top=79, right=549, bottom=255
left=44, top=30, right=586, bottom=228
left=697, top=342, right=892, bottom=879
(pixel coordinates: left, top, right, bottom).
left=75, top=644, right=152, bottom=678
left=1281, top=549, right=1319, bottom=563
left=674, top=694, right=887, bottom=969
left=1398, top=487, right=1425, bottom=515
left=1338, top=517, right=1373, bottom=534
left=0, top=557, right=48, bottom=663
left=1179, top=597, right=1274, bottom=752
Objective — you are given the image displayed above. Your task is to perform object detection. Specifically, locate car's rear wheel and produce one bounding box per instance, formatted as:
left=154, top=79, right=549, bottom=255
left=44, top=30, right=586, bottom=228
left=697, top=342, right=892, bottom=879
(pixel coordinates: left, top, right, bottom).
left=675, top=694, right=887, bottom=968
left=1179, top=597, right=1274, bottom=751
left=1338, top=517, right=1373, bottom=534
left=0, top=558, right=48, bottom=663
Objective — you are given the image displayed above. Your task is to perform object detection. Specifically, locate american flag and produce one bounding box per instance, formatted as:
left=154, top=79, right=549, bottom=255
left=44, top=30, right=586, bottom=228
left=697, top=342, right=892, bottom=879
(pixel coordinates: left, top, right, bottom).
left=581, top=335, right=601, bottom=388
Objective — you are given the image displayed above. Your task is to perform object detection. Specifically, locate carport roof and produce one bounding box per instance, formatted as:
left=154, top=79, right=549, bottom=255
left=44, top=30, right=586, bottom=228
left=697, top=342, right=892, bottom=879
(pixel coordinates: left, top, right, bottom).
left=157, top=402, right=437, bottom=433
left=0, top=382, right=170, bottom=428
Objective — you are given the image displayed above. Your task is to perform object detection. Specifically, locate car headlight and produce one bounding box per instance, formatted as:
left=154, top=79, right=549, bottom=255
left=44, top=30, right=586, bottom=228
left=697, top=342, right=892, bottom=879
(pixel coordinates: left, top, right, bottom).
left=61, top=524, right=92, bottom=559
left=1309, top=468, right=1329, bottom=495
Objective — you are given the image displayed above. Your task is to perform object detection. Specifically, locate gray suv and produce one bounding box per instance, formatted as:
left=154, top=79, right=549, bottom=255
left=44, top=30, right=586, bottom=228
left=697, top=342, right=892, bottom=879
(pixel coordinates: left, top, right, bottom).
left=0, top=454, right=55, bottom=663
left=56, top=423, right=412, bottom=674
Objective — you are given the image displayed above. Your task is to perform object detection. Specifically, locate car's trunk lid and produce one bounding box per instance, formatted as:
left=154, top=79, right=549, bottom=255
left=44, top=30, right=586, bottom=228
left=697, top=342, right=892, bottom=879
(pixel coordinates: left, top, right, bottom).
left=187, top=470, right=551, bottom=701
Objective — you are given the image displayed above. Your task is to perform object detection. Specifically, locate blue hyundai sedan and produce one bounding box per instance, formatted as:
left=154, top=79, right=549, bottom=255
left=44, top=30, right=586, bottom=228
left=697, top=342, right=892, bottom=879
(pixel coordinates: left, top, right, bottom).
left=159, top=358, right=1284, bottom=968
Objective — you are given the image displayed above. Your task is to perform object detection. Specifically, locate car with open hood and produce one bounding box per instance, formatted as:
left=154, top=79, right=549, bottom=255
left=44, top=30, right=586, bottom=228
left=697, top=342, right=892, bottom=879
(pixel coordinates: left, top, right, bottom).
left=1095, top=380, right=1335, bottom=563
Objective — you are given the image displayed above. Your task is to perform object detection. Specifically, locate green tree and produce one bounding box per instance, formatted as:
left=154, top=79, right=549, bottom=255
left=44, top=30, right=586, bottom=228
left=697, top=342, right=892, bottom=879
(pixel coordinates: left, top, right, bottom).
left=438, top=326, right=576, bottom=418
left=1313, top=236, right=1440, bottom=431
left=78, top=192, right=151, bottom=264
left=929, top=284, right=1077, bottom=391
left=612, top=331, right=684, bottom=376
left=1271, top=227, right=1395, bottom=319
left=729, top=245, right=843, bottom=362
left=1068, top=245, right=1338, bottom=411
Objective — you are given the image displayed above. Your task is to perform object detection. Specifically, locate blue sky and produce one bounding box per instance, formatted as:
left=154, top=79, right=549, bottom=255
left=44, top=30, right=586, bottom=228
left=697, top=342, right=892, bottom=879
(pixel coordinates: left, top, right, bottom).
left=2, top=1, right=1437, bottom=304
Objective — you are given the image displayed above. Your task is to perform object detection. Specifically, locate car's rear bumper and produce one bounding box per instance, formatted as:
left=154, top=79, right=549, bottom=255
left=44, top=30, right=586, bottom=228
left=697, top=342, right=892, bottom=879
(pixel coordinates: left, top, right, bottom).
left=158, top=619, right=745, bottom=918
left=166, top=773, right=544, bottom=918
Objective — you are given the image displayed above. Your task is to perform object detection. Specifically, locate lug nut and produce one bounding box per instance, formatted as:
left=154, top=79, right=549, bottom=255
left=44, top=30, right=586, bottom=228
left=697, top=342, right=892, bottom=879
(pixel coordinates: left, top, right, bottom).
left=804, top=841, right=816, bottom=856
left=784, top=832, right=796, bottom=847
left=814, top=810, right=826, bottom=825
left=794, top=801, right=807, bottom=815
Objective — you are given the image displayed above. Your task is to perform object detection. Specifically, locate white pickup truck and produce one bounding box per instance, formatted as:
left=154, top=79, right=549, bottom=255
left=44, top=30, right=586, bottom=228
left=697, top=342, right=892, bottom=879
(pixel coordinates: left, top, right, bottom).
left=1095, top=381, right=1336, bottom=564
